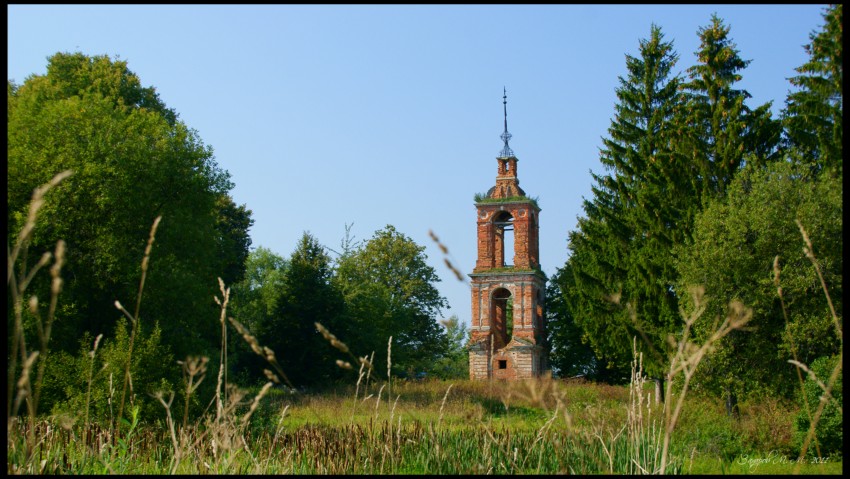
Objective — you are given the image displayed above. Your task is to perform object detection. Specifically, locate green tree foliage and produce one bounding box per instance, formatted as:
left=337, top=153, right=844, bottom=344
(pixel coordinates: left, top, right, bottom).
left=43, top=318, right=176, bottom=424
left=231, top=247, right=288, bottom=333
left=563, top=205, right=633, bottom=382
left=562, top=17, right=788, bottom=393
left=430, top=315, right=469, bottom=380
left=335, top=225, right=449, bottom=378
left=258, top=233, right=347, bottom=388
left=228, top=247, right=288, bottom=383
left=7, top=52, right=251, bottom=415
left=783, top=4, right=843, bottom=178
left=795, top=355, right=842, bottom=458
left=563, top=25, right=687, bottom=380
left=546, top=265, right=606, bottom=380
left=675, top=161, right=842, bottom=400
left=673, top=10, right=842, bottom=411
left=215, top=195, right=254, bottom=287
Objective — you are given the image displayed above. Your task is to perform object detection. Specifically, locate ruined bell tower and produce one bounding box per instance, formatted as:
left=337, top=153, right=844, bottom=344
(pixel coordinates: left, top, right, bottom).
left=468, top=89, right=548, bottom=380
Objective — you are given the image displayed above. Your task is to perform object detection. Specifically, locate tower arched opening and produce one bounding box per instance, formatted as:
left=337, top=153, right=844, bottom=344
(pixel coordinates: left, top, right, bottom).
left=491, top=287, right=513, bottom=350
left=493, top=210, right=514, bottom=268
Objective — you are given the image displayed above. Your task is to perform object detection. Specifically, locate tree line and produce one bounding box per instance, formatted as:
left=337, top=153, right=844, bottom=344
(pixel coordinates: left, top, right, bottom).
left=7, top=52, right=467, bottom=422
left=227, top=225, right=468, bottom=389
left=547, top=5, right=841, bottom=425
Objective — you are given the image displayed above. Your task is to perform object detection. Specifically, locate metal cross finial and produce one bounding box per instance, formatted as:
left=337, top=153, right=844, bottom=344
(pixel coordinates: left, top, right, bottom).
left=499, top=87, right=514, bottom=158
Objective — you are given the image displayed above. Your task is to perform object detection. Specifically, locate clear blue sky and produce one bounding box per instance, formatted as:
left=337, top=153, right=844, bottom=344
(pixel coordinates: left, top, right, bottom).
left=8, top=4, right=828, bottom=332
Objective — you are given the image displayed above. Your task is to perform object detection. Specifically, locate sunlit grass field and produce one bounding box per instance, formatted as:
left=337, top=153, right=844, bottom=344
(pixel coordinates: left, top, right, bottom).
left=7, top=377, right=842, bottom=474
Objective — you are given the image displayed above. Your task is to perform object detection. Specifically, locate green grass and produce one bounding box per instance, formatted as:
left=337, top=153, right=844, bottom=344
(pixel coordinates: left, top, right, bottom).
left=688, top=456, right=843, bottom=475
left=473, top=193, right=540, bottom=209
left=8, top=377, right=841, bottom=474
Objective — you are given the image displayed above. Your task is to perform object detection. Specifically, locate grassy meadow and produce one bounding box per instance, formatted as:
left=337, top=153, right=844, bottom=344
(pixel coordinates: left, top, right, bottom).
left=7, top=370, right=843, bottom=474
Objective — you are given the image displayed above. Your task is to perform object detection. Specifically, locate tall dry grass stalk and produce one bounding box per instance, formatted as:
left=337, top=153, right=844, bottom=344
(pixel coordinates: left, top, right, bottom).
left=231, top=316, right=291, bottom=389
left=626, top=337, right=663, bottom=474
left=783, top=220, right=843, bottom=471
left=428, top=229, right=467, bottom=284
left=7, top=170, right=72, bottom=462
left=178, top=356, right=209, bottom=430
left=387, top=335, right=393, bottom=399
left=437, top=383, right=454, bottom=428
left=82, top=334, right=104, bottom=453
left=351, top=357, right=367, bottom=420
left=115, top=215, right=162, bottom=426
left=157, top=355, right=209, bottom=474
left=153, top=390, right=180, bottom=473
left=31, top=239, right=66, bottom=415
left=659, top=286, right=752, bottom=472
left=214, top=278, right=231, bottom=421
left=148, top=276, right=291, bottom=475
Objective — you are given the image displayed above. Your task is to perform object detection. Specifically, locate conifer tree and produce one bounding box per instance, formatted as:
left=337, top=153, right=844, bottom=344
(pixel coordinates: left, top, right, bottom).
left=676, top=7, right=842, bottom=414
left=564, top=25, right=686, bottom=381
left=261, top=233, right=347, bottom=387
left=678, top=14, right=782, bottom=203
left=783, top=4, right=842, bottom=177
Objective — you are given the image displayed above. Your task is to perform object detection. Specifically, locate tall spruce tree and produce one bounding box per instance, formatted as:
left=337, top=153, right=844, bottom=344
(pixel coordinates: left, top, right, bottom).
left=678, top=14, right=782, bottom=204
left=547, top=264, right=606, bottom=380
left=675, top=6, right=842, bottom=414
left=783, top=4, right=842, bottom=178
left=259, top=233, right=347, bottom=388
left=564, top=25, right=686, bottom=383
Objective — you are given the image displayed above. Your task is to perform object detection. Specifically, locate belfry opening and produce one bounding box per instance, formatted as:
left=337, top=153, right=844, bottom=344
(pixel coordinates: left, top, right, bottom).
left=490, top=287, right=513, bottom=350
left=467, top=89, right=549, bottom=380
left=493, top=211, right=514, bottom=268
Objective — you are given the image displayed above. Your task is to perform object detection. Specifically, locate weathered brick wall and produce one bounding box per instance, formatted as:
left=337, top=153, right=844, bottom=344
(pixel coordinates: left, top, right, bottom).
left=468, top=338, right=490, bottom=380
left=468, top=273, right=547, bottom=380
left=475, top=218, right=494, bottom=270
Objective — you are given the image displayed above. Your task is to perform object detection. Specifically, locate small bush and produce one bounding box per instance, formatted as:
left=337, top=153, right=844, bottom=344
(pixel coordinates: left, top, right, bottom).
left=674, top=396, right=743, bottom=460
left=737, top=395, right=796, bottom=456
left=48, top=318, right=177, bottom=424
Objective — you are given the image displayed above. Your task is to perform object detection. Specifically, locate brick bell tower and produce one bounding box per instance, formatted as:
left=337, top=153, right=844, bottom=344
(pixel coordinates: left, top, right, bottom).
left=468, top=89, right=549, bottom=380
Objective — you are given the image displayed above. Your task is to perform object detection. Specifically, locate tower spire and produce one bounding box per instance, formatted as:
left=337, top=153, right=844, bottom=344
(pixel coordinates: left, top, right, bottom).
left=499, top=87, right=514, bottom=158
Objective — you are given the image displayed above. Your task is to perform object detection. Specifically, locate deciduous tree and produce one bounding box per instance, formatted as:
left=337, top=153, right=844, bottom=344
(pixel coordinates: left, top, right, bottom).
left=334, top=225, right=448, bottom=378
left=228, top=246, right=288, bottom=383
left=675, top=161, right=842, bottom=402
left=7, top=53, right=252, bottom=406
